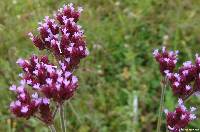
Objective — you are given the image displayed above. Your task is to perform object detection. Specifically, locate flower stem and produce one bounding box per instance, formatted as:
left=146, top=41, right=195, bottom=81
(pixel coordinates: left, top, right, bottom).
left=60, top=104, right=66, bottom=132
left=48, top=124, right=56, bottom=132
left=53, top=104, right=59, bottom=119
left=156, top=77, right=167, bottom=132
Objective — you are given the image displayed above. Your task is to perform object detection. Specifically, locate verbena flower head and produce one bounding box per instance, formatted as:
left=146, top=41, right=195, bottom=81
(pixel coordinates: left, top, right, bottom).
left=16, top=55, right=78, bottom=104
left=153, top=47, right=200, bottom=98
left=165, top=54, right=200, bottom=98
left=10, top=83, right=53, bottom=124
left=165, top=99, right=196, bottom=132
left=154, top=47, right=198, bottom=131
left=28, top=3, right=89, bottom=71
left=11, top=55, right=79, bottom=124
left=9, top=85, right=40, bottom=119
left=9, top=3, right=88, bottom=126
left=166, top=70, right=194, bottom=99
left=153, top=47, right=178, bottom=75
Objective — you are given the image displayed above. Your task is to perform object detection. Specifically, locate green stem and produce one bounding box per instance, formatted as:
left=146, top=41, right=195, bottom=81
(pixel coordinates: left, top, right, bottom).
left=48, top=124, right=56, bottom=132
left=53, top=104, right=59, bottom=119
left=60, top=104, right=66, bottom=132
left=156, top=78, right=167, bottom=132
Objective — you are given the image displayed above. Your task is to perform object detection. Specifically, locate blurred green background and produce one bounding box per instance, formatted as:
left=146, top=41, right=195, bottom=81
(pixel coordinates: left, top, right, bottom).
left=0, top=0, right=200, bottom=131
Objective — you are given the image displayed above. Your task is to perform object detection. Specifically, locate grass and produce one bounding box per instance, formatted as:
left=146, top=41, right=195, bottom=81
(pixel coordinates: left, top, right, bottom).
left=0, top=0, right=200, bottom=131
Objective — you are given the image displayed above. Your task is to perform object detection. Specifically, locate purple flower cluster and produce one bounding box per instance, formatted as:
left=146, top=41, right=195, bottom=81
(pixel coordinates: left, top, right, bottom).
left=9, top=3, right=87, bottom=125
left=10, top=84, right=41, bottom=119
left=165, top=99, right=196, bottom=132
left=10, top=84, right=52, bottom=124
left=16, top=55, right=78, bottom=103
left=153, top=47, right=198, bottom=131
left=165, top=54, right=200, bottom=98
left=153, top=47, right=200, bottom=98
left=28, top=3, right=89, bottom=71
left=153, top=47, right=178, bottom=75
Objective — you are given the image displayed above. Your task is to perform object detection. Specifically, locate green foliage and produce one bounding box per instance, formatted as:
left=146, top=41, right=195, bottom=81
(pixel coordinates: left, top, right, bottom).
left=0, top=0, right=200, bottom=131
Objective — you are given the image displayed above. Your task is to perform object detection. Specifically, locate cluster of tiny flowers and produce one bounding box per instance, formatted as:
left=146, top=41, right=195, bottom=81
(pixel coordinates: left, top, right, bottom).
left=153, top=47, right=200, bottom=98
left=28, top=3, right=89, bottom=71
left=153, top=47, right=198, bottom=131
left=153, top=47, right=178, bottom=75
left=10, top=55, right=78, bottom=124
left=164, top=99, right=196, bottom=132
left=165, top=54, right=200, bottom=98
left=9, top=3, right=87, bottom=125
left=16, top=55, right=78, bottom=103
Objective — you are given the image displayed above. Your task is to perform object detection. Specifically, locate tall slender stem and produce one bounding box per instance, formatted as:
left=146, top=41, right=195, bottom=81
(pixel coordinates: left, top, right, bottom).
left=48, top=124, right=56, bottom=132
left=60, top=104, right=66, bottom=132
left=53, top=103, right=59, bottom=119
left=156, top=77, right=167, bottom=132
